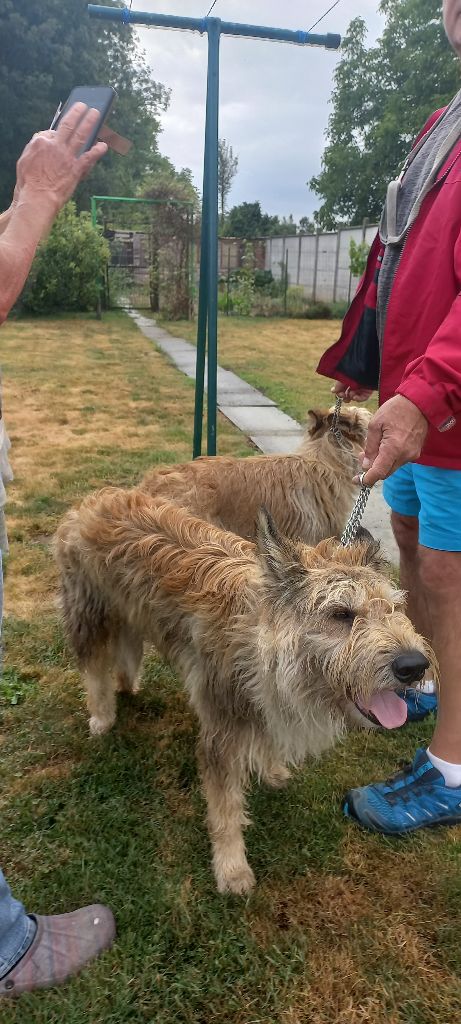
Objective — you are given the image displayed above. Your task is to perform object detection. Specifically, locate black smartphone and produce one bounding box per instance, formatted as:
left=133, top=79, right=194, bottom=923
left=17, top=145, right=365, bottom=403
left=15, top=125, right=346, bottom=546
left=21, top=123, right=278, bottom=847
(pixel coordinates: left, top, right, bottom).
left=51, top=86, right=117, bottom=152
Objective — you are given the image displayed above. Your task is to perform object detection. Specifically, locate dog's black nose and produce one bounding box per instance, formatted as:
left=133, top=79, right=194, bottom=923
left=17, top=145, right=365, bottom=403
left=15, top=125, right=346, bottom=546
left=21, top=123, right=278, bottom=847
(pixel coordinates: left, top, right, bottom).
left=391, top=651, right=430, bottom=684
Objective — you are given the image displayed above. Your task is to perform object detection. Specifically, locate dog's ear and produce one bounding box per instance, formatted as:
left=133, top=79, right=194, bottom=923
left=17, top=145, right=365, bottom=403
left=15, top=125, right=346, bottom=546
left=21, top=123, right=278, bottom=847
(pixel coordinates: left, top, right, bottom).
left=306, top=409, right=327, bottom=435
left=257, top=507, right=305, bottom=588
left=257, top=506, right=285, bottom=557
left=352, top=533, right=387, bottom=572
left=354, top=526, right=374, bottom=545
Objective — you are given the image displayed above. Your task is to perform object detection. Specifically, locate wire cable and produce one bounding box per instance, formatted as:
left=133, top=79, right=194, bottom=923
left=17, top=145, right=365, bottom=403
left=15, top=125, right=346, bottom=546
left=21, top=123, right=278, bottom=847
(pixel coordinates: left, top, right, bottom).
left=206, top=0, right=219, bottom=15
left=308, top=0, right=342, bottom=33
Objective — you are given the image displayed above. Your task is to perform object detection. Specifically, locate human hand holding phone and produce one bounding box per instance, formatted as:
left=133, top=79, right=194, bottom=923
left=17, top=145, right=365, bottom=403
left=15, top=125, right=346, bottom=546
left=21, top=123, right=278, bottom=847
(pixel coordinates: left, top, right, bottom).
left=16, top=102, right=108, bottom=216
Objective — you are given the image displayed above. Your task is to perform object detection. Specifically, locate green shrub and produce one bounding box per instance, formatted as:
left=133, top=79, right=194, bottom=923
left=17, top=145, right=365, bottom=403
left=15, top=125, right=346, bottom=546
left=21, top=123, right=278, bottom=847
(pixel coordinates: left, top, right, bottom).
left=302, top=300, right=333, bottom=319
left=22, top=202, right=109, bottom=314
left=349, top=237, right=370, bottom=278
left=228, top=242, right=255, bottom=316
left=330, top=300, right=349, bottom=319
left=285, top=285, right=305, bottom=315
left=253, top=268, right=274, bottom=291
left=218, top=290, right=233, bottom=313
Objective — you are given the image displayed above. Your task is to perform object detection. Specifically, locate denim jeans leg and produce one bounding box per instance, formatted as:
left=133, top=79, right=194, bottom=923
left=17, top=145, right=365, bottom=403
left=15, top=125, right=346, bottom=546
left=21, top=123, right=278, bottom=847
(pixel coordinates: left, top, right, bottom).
left=0, top=549, right=35, bottom=978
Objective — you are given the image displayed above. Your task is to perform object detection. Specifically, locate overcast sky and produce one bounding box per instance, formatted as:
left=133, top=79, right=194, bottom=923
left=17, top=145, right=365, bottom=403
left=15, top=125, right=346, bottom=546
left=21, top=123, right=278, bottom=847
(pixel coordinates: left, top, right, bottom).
left=133, top=1, right=384, bottom=221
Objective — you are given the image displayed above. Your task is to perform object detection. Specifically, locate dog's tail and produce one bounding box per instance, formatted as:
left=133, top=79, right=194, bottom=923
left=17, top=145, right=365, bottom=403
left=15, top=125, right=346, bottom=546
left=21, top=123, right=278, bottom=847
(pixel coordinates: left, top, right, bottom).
left=53, top=503, right=113, bottom=666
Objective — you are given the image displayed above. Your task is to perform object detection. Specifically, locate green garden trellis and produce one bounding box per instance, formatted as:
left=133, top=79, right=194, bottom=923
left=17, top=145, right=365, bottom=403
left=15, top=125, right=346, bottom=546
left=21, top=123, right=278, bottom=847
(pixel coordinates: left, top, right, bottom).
left=88, top=5, right=341, bottom=457
left=90, top=194, right=194, bottom=314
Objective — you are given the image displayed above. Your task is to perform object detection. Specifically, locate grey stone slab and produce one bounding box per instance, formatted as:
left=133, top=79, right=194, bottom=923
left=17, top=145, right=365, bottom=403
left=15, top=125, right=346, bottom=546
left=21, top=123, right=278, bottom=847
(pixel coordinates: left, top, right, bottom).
left=179, top=366, right=198, bottom=380
left=170, top=356, right=197, bottom=371
left=219, top=405, right=301, bottom=434
left=217, top=391, right=275, bottom=407
left=249, top=432, right=304, bottom=454
left=156, top=339, right=194, bottom=355
left=216, top=368, right=252, bottom=391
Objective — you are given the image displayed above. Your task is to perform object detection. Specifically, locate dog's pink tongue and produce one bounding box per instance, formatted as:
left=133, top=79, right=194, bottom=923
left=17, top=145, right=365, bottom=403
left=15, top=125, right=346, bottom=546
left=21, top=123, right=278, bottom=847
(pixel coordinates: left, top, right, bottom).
left=361, top=691, right=408, bottom=728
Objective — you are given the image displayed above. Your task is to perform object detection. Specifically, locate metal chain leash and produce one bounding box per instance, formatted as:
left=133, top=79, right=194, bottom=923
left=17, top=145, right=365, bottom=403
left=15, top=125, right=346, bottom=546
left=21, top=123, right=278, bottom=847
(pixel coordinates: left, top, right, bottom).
left=329, top=394, right=343, bottom=444
left=340, top=477, right=371, bottom=546
left=329, top=395, right=372, bottom=547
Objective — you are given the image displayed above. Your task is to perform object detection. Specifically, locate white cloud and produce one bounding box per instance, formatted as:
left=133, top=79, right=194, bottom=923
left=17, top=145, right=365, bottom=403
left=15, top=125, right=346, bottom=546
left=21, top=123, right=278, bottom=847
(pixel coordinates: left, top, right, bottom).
left=130, top=0, right=384, bottom=219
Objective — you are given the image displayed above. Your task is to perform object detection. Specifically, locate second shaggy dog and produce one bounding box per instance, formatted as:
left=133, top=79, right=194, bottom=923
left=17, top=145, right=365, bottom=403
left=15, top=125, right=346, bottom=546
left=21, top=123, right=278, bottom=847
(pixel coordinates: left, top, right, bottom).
left=139, top=405, right=371, bottom=544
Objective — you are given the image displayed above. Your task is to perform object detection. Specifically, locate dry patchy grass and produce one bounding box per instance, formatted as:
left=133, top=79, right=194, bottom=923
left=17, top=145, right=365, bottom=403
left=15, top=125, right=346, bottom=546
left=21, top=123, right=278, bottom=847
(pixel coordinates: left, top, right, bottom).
left=0, top=312, right=460, bottom=1024
left=1, top=312, right=251, bottom=618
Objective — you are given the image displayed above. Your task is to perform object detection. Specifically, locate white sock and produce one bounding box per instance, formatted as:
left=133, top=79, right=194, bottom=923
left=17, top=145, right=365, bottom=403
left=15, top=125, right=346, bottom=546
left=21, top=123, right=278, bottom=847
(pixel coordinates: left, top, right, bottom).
left=416, top=679, right=437, bottom=694
left=427, top=748, right=461, bottom=787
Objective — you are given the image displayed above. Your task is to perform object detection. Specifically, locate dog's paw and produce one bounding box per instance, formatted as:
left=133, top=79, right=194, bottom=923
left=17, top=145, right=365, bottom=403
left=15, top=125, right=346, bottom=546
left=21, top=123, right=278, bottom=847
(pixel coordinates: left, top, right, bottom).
left=264, top=763, right=291, bottom=788
left=216, top=862, right=256, bottom=895
left=89, top=714, right=115, bottom=737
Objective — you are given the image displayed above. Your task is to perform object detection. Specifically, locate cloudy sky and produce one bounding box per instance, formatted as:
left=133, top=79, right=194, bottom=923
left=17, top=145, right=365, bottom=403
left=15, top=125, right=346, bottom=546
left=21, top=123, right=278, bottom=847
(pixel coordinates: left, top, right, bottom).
left=133, top=1, right=384, bottom=221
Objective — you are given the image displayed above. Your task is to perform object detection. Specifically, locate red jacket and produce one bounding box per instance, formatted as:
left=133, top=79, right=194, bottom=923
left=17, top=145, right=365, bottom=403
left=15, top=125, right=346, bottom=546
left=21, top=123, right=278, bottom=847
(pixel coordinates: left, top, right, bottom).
left=317, top=109, right=461, bottom=468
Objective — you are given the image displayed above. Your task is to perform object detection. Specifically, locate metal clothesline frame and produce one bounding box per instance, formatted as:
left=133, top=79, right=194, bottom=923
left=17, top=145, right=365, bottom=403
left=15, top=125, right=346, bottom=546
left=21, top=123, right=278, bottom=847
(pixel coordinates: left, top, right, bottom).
left=88, top=4, right=341, bottom=457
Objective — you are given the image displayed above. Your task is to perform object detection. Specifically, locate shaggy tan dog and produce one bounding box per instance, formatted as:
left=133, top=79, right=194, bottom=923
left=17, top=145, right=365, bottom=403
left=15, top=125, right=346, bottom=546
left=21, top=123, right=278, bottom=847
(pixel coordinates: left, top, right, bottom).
left=54, top=488, right=432, bottom=894
left=139, top=405, right=370, bottom=543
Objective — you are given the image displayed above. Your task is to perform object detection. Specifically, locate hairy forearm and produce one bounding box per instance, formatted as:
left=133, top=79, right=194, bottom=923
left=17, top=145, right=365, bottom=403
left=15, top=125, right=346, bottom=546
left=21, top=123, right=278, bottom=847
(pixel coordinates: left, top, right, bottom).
left=0, top=189, right=57, bottom=322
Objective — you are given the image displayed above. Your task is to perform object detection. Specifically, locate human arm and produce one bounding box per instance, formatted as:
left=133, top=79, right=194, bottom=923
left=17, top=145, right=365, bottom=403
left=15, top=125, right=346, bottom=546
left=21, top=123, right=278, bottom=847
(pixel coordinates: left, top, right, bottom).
left=0, top=103, right=107, bottom=323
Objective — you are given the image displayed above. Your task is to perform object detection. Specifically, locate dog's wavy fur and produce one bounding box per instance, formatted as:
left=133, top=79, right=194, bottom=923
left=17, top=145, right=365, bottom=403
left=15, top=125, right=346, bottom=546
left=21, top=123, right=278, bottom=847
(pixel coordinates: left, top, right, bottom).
left=54, top=487, right=433, bottom=893
left=139, top=405, right=371, bottom=543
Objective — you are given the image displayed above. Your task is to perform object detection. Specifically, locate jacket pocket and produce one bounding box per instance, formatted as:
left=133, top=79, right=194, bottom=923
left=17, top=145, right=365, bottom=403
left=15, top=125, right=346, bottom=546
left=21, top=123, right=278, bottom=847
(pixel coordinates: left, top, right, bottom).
left=337, top=305, right=380, bottom=388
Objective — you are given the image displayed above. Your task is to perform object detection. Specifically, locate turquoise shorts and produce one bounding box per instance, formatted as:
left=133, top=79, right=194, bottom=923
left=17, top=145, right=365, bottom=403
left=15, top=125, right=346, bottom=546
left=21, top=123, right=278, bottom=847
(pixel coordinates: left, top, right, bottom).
left=382, top=464, right=461, bottom=551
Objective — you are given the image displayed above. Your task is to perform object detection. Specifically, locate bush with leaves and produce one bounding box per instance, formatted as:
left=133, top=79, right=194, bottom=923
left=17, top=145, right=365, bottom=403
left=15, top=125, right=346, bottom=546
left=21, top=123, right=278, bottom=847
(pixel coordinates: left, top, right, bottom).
left=349, top=238, right=370, bottom=278
left=21, top=203, right=109, bottom=314
left=302, top=300, right=333, bottom=320
left=229, top=243, right=255, bottom=316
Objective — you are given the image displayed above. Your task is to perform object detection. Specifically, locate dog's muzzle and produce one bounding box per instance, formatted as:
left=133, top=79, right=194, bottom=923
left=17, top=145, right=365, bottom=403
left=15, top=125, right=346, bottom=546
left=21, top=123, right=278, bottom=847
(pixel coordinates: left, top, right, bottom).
left=391, top=651, right=430, bottom=685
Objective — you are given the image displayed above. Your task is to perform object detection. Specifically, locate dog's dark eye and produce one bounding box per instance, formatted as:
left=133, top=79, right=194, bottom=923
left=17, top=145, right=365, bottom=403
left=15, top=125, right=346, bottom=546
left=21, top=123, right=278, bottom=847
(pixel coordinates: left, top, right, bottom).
left=332, top=608, right=356, bottom=623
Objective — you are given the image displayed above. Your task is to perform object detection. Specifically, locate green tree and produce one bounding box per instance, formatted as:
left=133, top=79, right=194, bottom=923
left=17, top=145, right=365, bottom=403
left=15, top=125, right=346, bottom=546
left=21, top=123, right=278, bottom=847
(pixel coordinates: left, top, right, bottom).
left=276, top=215, right=297, bottom=236
left=299, top=216, right=316, bottom=234
left=218, top=139, right=239, bottom=229
left=349, top=238, right=370, bottom=277
left=141, top=157, right=199, bottom=210
left=0, top=0, right=169, bottom=211
left=21, top=202, right=109, bottom=313
left=224, top=201, right=294, bottom=237
left=310, top=0, right=460, bottom=228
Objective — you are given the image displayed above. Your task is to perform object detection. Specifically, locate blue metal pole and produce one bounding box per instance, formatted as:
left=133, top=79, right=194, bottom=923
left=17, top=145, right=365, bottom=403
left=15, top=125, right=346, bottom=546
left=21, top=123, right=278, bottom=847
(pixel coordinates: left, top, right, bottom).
left=204, top=19, right=220, bottom=457
left=193, top=119, right=210, bottom=458
left=87, top=7, right=341, bottom=49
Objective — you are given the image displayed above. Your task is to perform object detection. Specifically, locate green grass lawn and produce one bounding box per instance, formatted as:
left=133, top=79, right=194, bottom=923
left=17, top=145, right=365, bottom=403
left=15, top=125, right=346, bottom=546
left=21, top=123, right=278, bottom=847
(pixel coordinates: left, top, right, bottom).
left=1, top=312, right=461, bottom=1023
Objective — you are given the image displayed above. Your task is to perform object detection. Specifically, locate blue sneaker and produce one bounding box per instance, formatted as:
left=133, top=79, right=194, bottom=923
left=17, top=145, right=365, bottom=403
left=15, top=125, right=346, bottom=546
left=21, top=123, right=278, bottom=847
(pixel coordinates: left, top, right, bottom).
left=343, top=748, right=461, bottom=834
left=400, top=688, right=438, bottom=722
